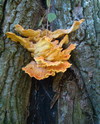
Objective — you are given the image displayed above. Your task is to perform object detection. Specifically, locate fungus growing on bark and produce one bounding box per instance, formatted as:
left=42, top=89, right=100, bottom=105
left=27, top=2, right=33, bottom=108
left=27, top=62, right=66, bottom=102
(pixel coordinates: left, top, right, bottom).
left=6, top=19, right=84, bottom=80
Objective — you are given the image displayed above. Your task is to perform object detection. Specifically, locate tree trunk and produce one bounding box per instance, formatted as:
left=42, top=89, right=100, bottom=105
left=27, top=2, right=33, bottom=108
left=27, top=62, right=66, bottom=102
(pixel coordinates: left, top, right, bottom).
left=0, top=0, right=99, bottom=124
left=51, top=0, right=100, bottom=124
left=0, top=0, right=43, bottom=124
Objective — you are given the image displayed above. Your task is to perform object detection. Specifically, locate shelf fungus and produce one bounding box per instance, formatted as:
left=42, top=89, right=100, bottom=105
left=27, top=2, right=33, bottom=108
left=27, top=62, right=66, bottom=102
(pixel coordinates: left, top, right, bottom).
left=6, top=19, right=84, bottom=80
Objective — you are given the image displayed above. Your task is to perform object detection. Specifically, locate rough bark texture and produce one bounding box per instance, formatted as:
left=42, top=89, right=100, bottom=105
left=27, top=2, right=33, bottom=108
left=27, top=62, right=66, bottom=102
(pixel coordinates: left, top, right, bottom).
left=0, top=0, right=44, bottom=124
left=0, top=0, right=100, bottom=124
left=51, top=0, right=100, bottom=124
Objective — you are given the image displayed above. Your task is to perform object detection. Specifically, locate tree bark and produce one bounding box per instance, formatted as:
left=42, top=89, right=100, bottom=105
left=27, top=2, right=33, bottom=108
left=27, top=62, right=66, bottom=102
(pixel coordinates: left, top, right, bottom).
left=0, top=0, right=100, bottom=124
left=0, top=0, right=44, bottom=124
left=51, top=0, right=100, bottom=124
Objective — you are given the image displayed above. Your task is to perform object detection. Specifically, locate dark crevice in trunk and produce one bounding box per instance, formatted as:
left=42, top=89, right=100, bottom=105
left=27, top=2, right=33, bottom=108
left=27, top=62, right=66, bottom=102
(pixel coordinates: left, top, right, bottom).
left=27, top=77, right=57, bottom=124
left=0, top=0, right=7, bottom=34
left=41, top=0, right=47, bottom=9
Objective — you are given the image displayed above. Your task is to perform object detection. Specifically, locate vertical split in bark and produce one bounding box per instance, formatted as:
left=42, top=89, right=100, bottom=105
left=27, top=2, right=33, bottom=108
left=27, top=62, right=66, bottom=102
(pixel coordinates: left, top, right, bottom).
left=27, top=78, right=57, bottom=124
left=0, top=0, right=7, bottom=33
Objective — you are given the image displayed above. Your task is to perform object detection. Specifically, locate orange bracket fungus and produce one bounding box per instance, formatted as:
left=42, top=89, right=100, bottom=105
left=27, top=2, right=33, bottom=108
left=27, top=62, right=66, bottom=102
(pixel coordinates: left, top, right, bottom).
left=6, top=19, right=84, bottom=80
